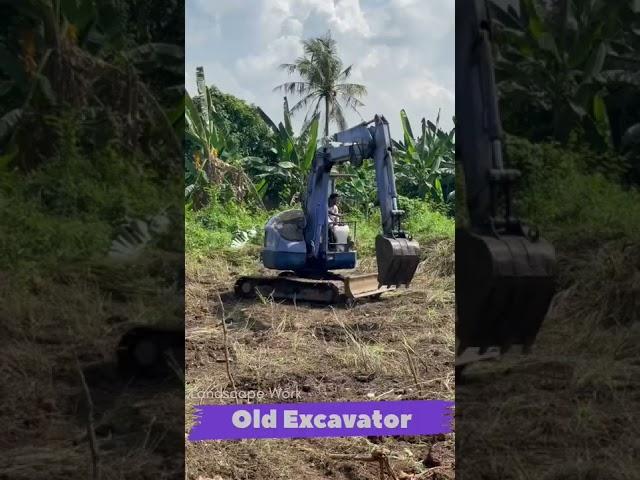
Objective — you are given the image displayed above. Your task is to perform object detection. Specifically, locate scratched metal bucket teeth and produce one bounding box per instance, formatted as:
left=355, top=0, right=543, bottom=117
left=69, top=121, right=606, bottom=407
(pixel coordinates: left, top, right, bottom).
left=375, top=234, right=421, bottom=287
left=456, top=228, right=556, bottom=354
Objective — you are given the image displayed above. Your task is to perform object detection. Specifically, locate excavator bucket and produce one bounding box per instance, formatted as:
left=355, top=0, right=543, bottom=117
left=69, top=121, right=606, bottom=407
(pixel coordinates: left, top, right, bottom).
left=456, top=228, right=556, bottom=354
left=375, top=234, right=421, bottom=287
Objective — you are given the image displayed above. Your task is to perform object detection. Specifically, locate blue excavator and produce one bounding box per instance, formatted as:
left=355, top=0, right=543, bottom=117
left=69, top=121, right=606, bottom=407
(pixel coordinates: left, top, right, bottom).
left=117, top=114, right=419, bottom=377
left=235, top=114, right=421, bottom=303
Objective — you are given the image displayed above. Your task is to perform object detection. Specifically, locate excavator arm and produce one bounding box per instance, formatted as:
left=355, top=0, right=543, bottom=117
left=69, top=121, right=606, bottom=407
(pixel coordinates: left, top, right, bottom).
left=303, top=115, right=420, bottom=287
left=456, top=0, right=556, bottom=360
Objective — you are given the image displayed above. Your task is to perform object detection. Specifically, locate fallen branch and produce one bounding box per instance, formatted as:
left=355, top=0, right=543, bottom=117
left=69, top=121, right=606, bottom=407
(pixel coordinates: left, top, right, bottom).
left=164, top=350, right=185, bottom=384
left=403, top=337, right=423, bottom=397
left=215, top=291, right=238, bottom=404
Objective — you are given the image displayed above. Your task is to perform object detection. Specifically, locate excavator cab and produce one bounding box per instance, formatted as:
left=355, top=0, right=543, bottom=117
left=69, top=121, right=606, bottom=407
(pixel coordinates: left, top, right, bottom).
left=456, top=0, right=556, bottom=362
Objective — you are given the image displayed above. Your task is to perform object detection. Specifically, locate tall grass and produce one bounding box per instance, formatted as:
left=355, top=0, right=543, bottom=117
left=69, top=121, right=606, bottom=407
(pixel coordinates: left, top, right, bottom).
left=505, top=135, right=640, bottom=248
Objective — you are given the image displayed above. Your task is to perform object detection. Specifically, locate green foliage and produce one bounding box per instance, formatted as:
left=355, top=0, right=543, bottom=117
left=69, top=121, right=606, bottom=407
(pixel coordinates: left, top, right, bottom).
left=335, top=198, right=454, bottom=258
left=185, top=90, right=223, bottom=160
left=490, top=0, right=640, bottom=149
left=0, top=0, right=183, bottom=169
left=249, top=97, right=320, bottom=205
left=402, top=196, right=455, bottom=242
left=339, top=161, right=378, bottom=217
left=207, top=85, right=274, bottom=158
left=185, top=192, right=270, bottom=258
left=0, top=145, right=175, bottom=270
left=0, top=0, right=184, bottom=301
left=185, top=91, right=218, bottom=206
left=505, top=134, right=630, bottom=185
left=504, top=135, right=640, bottom=246
left=185, top=81, right=262, bottom=209
left=185, top=190, right=453, bottom=262
left=394, top=109, right=455, bottom=208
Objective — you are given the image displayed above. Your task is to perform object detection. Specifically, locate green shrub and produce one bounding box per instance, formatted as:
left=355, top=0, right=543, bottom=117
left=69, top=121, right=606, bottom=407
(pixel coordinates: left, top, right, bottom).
left=0, top=145, right=175, bottom=271
left=186, top=192, right=453, bottom=261
left=348, top=198, right=454, bottom=257
left=504, top=136, right=640, bottom=247
left=186, top=193, right=270, bottom=258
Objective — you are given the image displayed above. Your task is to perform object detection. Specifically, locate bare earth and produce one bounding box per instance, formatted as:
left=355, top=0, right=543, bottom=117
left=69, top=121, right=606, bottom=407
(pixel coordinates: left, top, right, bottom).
left=186, top=241, right=455, bottom=480
left=456, top=242, right=640, bottom=480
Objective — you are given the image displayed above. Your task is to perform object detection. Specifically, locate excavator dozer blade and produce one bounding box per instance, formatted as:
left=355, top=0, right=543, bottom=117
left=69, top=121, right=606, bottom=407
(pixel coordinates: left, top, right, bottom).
left=456, top=229, right=556, bottom=354
left=375, top=234, right=421, bottom=287
left=344, top=273, right=396, bottom=299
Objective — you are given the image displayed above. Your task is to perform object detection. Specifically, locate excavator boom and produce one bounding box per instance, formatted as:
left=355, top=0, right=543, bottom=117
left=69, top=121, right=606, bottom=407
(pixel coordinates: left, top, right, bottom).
left=329, top=115, right=421, bottom=287
left=456, top=0, right=556, bottom=361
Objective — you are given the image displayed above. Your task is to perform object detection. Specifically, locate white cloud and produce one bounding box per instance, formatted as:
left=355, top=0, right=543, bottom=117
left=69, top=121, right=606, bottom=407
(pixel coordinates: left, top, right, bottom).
left=186, top=0, right=454, bottom=137
left=407, top=70, right=454, bottom=103
left=327, top=0, right=371, bottom=37
left=281, top=17, right=303, bottom=36
left=235, top=36, right=303, bottom=76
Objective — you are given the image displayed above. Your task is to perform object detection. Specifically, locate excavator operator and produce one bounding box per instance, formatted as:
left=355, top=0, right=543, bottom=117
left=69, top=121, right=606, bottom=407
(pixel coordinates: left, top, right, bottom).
left=328, top=192, right=343, bottom=249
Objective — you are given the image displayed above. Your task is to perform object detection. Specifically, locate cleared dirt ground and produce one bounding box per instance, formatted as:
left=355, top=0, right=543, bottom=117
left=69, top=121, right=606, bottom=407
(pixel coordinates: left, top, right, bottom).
left=186, top=240, right=456, bottom=480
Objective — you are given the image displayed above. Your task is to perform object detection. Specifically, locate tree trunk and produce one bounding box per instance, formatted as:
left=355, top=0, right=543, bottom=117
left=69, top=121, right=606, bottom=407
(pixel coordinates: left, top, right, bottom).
left=325, top=96, right=330, bottom=137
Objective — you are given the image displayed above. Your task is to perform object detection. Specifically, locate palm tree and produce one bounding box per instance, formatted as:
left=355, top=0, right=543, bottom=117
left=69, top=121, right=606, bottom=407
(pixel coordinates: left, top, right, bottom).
left=275, top=32, right=367, bottom=137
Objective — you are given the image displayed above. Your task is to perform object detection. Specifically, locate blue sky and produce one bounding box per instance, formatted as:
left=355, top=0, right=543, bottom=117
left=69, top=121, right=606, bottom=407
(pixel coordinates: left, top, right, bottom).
left=186, top=0, right=454, bottom=139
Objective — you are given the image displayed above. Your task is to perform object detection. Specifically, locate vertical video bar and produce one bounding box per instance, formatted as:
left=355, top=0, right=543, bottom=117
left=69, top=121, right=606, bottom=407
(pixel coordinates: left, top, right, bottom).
left=456, top=0, right=640, bottom=478
left=0, top=1, right=185, bottom=477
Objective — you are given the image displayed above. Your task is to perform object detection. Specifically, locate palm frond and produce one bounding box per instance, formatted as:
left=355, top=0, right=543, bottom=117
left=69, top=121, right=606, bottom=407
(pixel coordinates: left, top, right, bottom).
left=301, top=96, right=323, bottom=129
left=339, top=94, right=366, bottom=111
left=273, top=81, right=311, bottom=96
left=290, top=92, right=321, bottom=115
left=274, top=32, right=366, bottom=135
left=330, top=100, right=348, bottom=131
left=336, top=83, right=367, bottom=97
left=338, top=65, right=353, bottom=81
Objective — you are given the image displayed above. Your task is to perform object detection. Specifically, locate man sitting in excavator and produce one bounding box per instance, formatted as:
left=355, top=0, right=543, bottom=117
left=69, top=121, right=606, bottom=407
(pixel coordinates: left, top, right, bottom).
left=328, top=192, right=344, bottom=249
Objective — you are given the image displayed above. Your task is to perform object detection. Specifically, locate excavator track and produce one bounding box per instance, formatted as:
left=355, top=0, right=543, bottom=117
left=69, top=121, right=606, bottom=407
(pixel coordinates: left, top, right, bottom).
left=234, top=272, right=395, bottom=304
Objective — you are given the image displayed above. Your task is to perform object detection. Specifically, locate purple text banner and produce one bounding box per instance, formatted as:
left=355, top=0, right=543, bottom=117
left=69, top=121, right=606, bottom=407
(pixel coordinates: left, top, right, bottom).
left=189, top=400, right=454, bottom=441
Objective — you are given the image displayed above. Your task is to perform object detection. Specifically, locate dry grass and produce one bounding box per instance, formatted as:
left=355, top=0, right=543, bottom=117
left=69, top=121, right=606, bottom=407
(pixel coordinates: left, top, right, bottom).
left=456, top=240, right=640, bottom=480
left=185, top=242, right=455, bottom=480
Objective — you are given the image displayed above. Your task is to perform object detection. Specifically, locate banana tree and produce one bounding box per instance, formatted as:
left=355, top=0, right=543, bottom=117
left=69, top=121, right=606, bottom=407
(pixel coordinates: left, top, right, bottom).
left=489, top=0, right=640, bottom=148
left=0, top=0, right=183, bottom=167
left=252, top=97, right=320, bottom=205
left=340, top=162, right=377, bottom=217
left=185, top=90, right=260, bottom=209
left=393, top=109, right=455, bottom=204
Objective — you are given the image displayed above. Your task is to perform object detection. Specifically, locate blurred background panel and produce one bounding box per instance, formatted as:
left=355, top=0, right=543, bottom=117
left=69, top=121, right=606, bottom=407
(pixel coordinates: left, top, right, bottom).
left=456, top=0, right=640, bottom=478
left=0, top=1, right=185, bottom=478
